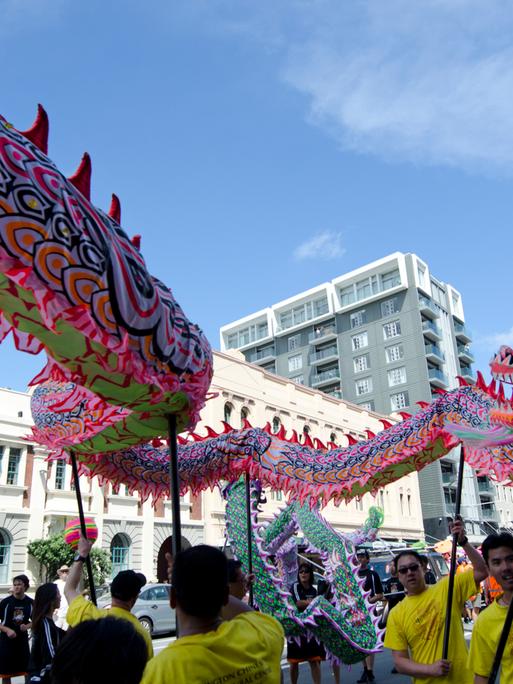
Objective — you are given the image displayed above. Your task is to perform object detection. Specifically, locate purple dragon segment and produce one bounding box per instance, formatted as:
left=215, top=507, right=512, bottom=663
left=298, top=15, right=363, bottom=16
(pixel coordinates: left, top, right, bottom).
left=0, top=106, right=212, bottom=433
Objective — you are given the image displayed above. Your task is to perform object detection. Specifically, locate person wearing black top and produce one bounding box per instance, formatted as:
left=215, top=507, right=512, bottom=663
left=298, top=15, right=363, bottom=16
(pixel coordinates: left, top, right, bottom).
left=419, top=555, right=437, bottom=585
left=383, top=559, right=405, bottom=610
left=356, top=549, right=383, bottom=683
left=28, top=582, right=65, bottom=683
left=0, top=574, right=33, bottom=683
left=287, top=563, right=324, bottom=684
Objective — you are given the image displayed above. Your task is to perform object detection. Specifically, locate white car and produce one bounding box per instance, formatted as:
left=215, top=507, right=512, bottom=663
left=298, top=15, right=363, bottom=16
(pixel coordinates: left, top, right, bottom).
left=97, top=583, right=176, bottom=636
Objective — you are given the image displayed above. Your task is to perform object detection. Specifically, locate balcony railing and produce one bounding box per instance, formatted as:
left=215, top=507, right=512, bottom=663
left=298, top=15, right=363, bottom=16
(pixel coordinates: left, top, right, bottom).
left=312, top=367, right=341, bottom=386
left=478, top=480, right=494, bottom=493
left=425, top=344, right=445, bottom=362
left=418, top=295, right=439, bottom=319
left=457, top=344, right=474, bottom=363
left=246, top=347, right=276, bottom=364
left=454, top=321, right=472, bottom=342
left=428, top=368, right=448, bottom=386
left=460, top=366, right=475, bottom=381
left=441, top=471, right=456, bottom=485
left=309, top=346, right=338, bottom=364
left=422, top=320, right=442, bottom=340
left=325, top=389, right=343, bottom=400
left=308, top=325, right=337, bottom=344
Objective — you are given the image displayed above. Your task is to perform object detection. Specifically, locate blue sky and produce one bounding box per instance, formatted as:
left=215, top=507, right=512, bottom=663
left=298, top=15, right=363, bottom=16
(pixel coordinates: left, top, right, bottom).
left=0, top=0, right=511, bottom=391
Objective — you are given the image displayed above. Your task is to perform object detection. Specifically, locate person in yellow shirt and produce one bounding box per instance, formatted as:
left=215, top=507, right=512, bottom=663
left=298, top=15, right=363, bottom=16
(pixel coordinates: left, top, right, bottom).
left=384, top=518, right=488, bottom=684
left=141, top=545, right=284, bottom=684
left=64, top=536, right=153, bottom=659
left=468, top=532, right=513, bottom=683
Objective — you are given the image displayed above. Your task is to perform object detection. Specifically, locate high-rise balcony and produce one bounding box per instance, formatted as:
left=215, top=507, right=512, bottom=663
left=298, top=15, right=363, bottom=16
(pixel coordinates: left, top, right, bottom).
left=308, top=325, right=337, bottom=345
left=418, top=294, right=439, bottom=319
left=309, top=345, right=339, bottom=365
left=246, top=347, right=276, bottom=365
left=311, top=367, right=341, bottom=387
left=441, top=471, right=456, bottom=486
left=457, top=344, right=474, bottom=363
left=425, top=344, right=445, bottom=363
left=478, top=479, right=494, bottom=493
left=428, top=367, right=448, bottom=388
left=460, top=366, right=475, bottom=382
left=325, top=389, right=343, bottom=400
left=454, top=321, right=472, bottom=343
left=422, top=320, right=442, bottom=341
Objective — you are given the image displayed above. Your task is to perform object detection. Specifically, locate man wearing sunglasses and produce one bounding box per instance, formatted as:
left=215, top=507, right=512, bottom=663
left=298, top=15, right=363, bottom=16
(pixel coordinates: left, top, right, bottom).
left=384, top=518, right=487, bottom=683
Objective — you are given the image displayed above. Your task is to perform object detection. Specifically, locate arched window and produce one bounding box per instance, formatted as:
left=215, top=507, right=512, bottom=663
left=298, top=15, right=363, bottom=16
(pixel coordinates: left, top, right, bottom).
left=0, top=530, right=11, bottom=584
left=240, top=406, right=250, bottom=427
left=110, top=533, right=131, bottom=578
left=303, top=425, right=310, bottom=435
left=224, top=402, right=233, bottom=425
left=272, top=416, right=281, bottom=434
left=330, top=432, right=337, bottom=445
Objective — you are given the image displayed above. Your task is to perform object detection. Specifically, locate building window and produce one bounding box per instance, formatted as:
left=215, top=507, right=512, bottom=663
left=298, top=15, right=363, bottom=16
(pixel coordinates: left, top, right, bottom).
left=355, top=498, right=364, bottom=511
left=355, top=377, right=373, bottom=396
left=340, top=285, right=356, bottom=306
left=330, top=432, right=337, bottom=444
left=400, top=493, right=404, bottom=515
left=386, top=344, right=404, bottom=363
left=417, top=263, right=427, bottom=288
left=382, top=268, right=401, bottom=291
left=6, top=448, right=21, bottom=486
left=378, top=490, right=385, bottom=510
left=271, top=490, right=283, bottom=501
left=303, top=425, right=310, bottom=435
left=359, top=400, right=375, bottom=411
left=279, top=297, right=329, bottom=331
left=390, top=391, right=409, bottom=411
left=224, top=402, right=233, bottom=425
left=407, top=494, right=412, bottom=516
left=288, top=335, right=301, bottom=352
left=353, top=354, right=369, bottom=373
left=110, top=533, right=131, bottom=578
left=288, top=354, right=303, bottom=372
left=351, top=332, right=368, bottom=351
left=0, top=530, right=10, bottom=584
left=350, top=310, right=366, bottom=328
left=226, top=322, right=268, bottom=348
left=291, top=375, right=304, bottom=385
left=240, top=406, right=250, bottom=426
left=55, top=460, right=66, bottom=490
left=388, top=366, right=407, bottom=387
left=272, top=416, right=281, bottom=434
left=383, top=320, right=401, bottom=340
left=381, top=298, right=398, bottom=317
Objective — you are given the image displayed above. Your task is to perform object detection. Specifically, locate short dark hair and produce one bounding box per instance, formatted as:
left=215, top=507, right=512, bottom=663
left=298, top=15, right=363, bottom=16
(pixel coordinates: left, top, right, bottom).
left=356, top=548, right=370, bottom=559
left=110, top=570, right=146, bottom=601
left=172, top=545, right=228, bottom=618
left=482, top=533, right=513, bottom=563
left=13, top=574, right=29, bottom=589
left=51, top=617, right=147, bottom=684
left=227, top=559, right=242, bottom=583
left=395, top=550, right=423, bottom=568
left=418, top=554, right=428, bottom=567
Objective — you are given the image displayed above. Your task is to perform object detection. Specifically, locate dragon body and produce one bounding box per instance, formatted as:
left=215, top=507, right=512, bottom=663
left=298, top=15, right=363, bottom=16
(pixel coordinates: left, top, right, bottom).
left=0, top=107, right=212, bottom=435
left=225, top=479, right=384, bottom=664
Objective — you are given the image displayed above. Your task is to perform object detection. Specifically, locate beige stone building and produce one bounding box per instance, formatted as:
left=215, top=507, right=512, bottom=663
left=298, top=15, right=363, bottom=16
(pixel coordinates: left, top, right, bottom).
left=0, top=350, right=426, bottom=591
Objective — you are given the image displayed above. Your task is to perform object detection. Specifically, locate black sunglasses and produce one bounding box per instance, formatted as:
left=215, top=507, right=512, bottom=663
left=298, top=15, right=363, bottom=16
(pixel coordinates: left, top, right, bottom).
left=397, top=562, right=420, bottom=575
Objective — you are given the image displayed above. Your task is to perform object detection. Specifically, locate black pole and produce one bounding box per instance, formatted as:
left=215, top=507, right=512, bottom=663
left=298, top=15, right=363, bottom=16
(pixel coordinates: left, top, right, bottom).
left=167, top=415, right=182, bottom=559
left=442, top=446, right=465, bottom=659
left=69, top=450, right=97, bottom=606
left=245, top=473, right=254, bottom=607
left=488, top=599, right=513, bottom=683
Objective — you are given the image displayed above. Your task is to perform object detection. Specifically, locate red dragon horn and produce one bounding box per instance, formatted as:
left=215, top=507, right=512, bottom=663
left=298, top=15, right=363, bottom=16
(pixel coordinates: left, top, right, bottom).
left=416, top=401, right=430, bottom=409
left=365, top=429, right=376, bottom=439
left=263, top=422, right=272, bottom=434
left=276, top=425, right=287, bottom=440
left=378, top=419, right=393, bottom=430
left=289, top=430, right=300, bottom=444
left=221, top=421, right=232, bottom=433
left=131, top=234, right=141, bottom=250
left=398, top=411, right=413, bottom=420
left=476, top=370, right=487, bottom=391
left=68, top=153, right=92, bottom=200
left=243, top=419, right=252, bottom=429
left=456, top=376, right=469, bottom=387
left=345, top=433, right=359, bottom=445
left=302, top=432, right=314, bottom=448
left=314, top=438, right=326, bottom=450
left=497, top=382, right=505, bottom=404
left=108, top=194, right=121, bottom=224
left=18, top=104, right=49, bottom=154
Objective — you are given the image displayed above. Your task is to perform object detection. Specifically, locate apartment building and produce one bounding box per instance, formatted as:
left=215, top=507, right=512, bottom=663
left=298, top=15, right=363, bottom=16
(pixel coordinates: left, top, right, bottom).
left=0, top=349, right=426, bottom=591
left=220, top=252, right=498, bottom=542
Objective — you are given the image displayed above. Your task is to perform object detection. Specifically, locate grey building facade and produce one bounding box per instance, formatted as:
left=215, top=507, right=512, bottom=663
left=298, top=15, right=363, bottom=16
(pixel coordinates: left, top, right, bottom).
left=220, top=252, right=498, bottom=543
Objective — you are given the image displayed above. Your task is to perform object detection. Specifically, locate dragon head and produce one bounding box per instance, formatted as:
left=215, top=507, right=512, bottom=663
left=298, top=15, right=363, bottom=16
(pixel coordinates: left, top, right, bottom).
left=489, top=346, right=513, bottom=430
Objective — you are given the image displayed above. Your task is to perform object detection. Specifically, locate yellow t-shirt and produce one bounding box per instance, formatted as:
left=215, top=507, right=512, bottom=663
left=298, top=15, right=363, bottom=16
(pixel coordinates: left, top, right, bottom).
left=141, top=611, right=284, bottom=684
left=66, top=595, right=154, bottom=659
left=384, top=569, right=477, bottom=684
left=468, top=597, right=513, bottom=683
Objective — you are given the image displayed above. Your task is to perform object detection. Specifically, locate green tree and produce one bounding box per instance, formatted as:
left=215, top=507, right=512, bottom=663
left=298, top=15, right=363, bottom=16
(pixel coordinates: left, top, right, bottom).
left=27, top=533, right=112, bottom=586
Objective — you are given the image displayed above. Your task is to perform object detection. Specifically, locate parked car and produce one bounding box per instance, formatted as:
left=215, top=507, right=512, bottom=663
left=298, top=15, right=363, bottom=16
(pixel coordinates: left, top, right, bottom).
left=367, top=549, right=449, bottom=584
left=97, top=583, right=176, bottom=636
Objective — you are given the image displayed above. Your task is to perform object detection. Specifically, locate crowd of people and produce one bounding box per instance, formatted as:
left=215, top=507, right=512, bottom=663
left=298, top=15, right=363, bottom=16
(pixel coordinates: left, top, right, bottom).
left=0, top=521, right=512, bottom=682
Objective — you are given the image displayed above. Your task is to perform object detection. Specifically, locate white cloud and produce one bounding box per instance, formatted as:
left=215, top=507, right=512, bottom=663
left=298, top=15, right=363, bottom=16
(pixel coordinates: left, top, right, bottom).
left=476, top=326, right=513, bottom=349
left=184, top=0, right=513, bottom=172
left=293, top=230, right=345, bottom=261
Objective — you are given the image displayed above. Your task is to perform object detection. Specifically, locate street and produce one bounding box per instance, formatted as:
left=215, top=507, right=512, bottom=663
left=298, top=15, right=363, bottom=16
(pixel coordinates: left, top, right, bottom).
left=12, top=622, right=473, bottom=683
